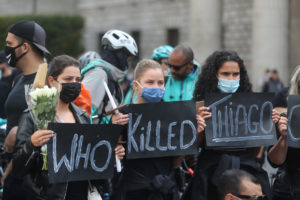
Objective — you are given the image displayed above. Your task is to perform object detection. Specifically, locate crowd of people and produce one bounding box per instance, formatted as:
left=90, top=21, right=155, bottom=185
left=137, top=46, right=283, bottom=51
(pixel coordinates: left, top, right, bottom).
left=0, top=19, right=298, bottom=200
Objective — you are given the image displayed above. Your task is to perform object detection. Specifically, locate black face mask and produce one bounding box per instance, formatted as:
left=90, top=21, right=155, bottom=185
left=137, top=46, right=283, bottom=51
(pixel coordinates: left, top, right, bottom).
left=101, top=49, right=129, bottom=71
left=59, top=82, right=81, bottom=103
left=4, top=43, right=27, bottom=68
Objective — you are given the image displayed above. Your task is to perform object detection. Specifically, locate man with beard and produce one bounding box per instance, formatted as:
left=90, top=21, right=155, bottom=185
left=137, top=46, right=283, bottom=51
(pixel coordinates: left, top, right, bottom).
left=163, top=45, right=200, bottom=102
left=3, top=20, right=50, bottom=200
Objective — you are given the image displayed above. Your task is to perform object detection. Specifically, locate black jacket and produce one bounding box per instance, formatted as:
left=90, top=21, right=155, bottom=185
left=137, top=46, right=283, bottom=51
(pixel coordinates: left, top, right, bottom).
left=12, top=103, right=90, bottom=200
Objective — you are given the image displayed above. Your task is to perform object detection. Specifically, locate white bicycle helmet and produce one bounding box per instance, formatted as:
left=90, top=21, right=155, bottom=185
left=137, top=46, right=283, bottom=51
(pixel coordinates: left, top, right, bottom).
left=102, top=30, right=138, bottom=57
left=78, top=51, right=101, bottom=69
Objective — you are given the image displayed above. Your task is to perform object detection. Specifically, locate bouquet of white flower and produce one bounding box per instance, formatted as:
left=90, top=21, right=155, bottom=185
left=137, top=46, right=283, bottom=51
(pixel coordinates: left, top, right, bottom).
left=30, top=85, right=58, bottom=170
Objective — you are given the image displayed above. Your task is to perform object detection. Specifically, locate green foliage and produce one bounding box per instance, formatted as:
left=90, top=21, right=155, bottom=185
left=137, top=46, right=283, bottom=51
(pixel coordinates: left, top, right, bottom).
left=0, top=15, right=85, bottom=59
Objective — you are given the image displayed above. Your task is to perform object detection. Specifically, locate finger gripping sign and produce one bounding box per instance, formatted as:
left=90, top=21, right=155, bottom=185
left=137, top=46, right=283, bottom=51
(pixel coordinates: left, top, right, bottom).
left=204, top=93, right=277, bottom=148
left=126, top=100, right=198, bottom=159
left=47, top=123, right=122, bottom=184
left=287, top=95, right=300, bottom=148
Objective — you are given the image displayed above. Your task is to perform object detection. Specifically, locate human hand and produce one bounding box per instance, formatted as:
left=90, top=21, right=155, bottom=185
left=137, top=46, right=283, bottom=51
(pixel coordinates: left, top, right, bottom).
left=31, top=130, right=54, bottom=147
left=197, top=106, right=212, bottom=119
left=196, top=115, right=206, bottom=133
left=115, top=144, right=125, bottom=160
left=112, top=113, right=129, bottom=125
left=278, top=116, right=288, bottom=138
left=272, top=109, right=280, bottom=123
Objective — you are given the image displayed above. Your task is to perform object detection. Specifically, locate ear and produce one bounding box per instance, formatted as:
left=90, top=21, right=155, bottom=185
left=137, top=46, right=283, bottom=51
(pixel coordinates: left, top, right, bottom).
left=22, top=42, right=31, bottom=53
left=225, top=193, right=236, bottom=200
left=48, top=76, right=55, bottom=87
left=132, top=80, right=139, bottom=91
left=188, top=61, right=194, bottom=70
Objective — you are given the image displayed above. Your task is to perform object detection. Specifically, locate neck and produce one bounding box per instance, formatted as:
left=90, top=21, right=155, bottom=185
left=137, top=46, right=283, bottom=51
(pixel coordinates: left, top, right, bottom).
left=20, top=54, right=44, bottom=75
left=136, top=96, right=147, bottom=104
left=56, top=99, right=70, bottom=114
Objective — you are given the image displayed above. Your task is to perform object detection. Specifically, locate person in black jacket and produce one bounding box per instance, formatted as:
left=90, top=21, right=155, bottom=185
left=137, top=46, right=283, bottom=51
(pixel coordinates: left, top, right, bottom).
left=12, top=55, right=125, bottom=200
left=111, top=59, right=206, bottom=200
left=268, top=65, right=300, bottom=200
left=182, top=50, right=275, bottom=200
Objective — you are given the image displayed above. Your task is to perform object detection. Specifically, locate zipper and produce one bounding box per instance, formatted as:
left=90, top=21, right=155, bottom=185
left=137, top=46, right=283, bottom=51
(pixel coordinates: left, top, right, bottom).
left=180, top=80, right=184, bottom=101
left=63, top=182, right=68, bottom=200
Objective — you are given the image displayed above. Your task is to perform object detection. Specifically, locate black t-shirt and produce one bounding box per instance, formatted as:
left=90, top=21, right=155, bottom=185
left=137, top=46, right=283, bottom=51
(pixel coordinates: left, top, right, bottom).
left=4, top=73, right=36, bottom=134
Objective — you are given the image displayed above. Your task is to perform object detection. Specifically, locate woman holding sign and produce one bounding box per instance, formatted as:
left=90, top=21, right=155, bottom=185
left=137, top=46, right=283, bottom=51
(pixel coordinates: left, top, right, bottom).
left=12, top=55, right=125, bottom=200
left=111, top=59, right=202, bottom=200
left=268, top=66, right=300, bottom=200
left=182, top=50, right=272, bottom=200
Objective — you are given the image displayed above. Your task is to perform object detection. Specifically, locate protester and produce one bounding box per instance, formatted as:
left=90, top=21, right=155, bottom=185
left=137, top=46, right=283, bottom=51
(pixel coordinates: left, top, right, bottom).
left=11, top=55, right=125, bottom=200
left=218, top=169, right=266, bottom=200
left=259, top=69, right=270, bottom=91
left=111, top=59, right=204, bottom=199
left=163, top=45, right=200, bottom=102
left=262, top=69, right=284, bottom=94
left=0, top=50, right=21, bottom=118
left=152, top=45, right=174, bottom=80
left=268, top=65, right=300, bottom=200
left=123, top=45, right=174, bottom=104
left=80, top=30, right=138, bottom=123
left=182, top=50, right=273, bottom=200
left=3, top=20, right=50, bottom=200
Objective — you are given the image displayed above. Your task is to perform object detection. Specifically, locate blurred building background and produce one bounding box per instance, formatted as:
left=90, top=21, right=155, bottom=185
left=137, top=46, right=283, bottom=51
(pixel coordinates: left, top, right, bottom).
left=0, top=0, right=299, bottom=91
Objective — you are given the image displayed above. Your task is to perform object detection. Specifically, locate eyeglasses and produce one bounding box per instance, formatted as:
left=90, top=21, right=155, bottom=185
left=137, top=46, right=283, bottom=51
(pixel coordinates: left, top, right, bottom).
left=233, top=194, right=267, bottom=200
left=167, top=60, right=191, bottom=71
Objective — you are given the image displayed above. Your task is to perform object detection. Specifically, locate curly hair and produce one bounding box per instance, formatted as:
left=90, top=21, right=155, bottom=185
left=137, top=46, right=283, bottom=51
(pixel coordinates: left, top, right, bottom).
left=193, top=50, right=252, bottom=101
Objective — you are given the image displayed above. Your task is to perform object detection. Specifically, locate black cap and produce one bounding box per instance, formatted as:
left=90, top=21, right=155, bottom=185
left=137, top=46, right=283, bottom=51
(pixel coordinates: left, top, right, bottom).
left=8, top=20, right=50, bottom=54
left=0, top=50, right=7, bottom=63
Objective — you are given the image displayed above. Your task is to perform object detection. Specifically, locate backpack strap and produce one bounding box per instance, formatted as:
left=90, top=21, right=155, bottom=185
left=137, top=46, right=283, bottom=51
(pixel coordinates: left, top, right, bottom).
left=82, top=60, right=123, bottom=124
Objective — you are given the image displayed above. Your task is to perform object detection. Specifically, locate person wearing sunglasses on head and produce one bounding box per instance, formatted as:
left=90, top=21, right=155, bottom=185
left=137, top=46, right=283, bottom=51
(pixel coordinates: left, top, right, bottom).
left=218, top=169, right=267, bottom=200
left=163, top=45, right=201, bottom=102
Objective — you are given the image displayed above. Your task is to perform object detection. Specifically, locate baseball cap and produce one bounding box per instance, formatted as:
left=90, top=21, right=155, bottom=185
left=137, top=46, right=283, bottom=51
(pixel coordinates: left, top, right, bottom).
left=8, top=20, right=50, bottom=54
left=0, top=50, right=7, bottom=63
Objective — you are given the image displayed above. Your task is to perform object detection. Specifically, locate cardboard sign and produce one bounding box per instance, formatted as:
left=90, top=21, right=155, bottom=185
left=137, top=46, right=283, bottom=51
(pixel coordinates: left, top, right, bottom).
left=127, top=100, right=198, bottom=159
left=204, top=93, right=277, bottom=148
left=47, top=123, right=122, bottom=183
left=287, top=95, right=300, bottom=148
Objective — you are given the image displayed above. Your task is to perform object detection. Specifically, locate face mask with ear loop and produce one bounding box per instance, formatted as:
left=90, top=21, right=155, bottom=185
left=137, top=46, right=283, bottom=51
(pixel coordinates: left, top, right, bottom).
left=136, top=81, right=165, bottom=103
left=217, top=78, right=240, bottom=93
left=4, top=42, right=27, bottom=68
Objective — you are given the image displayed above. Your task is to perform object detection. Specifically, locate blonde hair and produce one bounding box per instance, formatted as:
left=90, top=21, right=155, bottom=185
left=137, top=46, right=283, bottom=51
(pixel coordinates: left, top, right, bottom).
left=131, top=59, right=164, bottom=102
left=289, top=65, right=300, bottom=95
left=134, top=59, right=163, bottom=81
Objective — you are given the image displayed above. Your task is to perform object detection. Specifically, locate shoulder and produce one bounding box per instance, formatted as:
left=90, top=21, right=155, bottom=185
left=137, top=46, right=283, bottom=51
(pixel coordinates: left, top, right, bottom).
left=70, top=103, right=90, bottom=123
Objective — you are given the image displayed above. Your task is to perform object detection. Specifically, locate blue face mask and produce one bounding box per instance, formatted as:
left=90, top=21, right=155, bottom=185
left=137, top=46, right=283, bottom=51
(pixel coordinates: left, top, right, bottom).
left=136, top=81, right=165, bottom=103
left=217, top=78, right=240, bottom=93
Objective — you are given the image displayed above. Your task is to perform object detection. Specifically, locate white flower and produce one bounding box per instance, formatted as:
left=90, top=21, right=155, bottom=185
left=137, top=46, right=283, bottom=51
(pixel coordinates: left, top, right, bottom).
left=41, top=144, right=47, bottom=154
left=30, top=86, right=57, bottom=101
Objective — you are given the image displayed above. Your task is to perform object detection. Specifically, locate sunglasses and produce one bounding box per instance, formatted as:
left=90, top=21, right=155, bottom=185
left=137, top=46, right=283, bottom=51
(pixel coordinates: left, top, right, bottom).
left=233, top=194, right=267, bottom=200
left=167, top=60, right=191, bottom=71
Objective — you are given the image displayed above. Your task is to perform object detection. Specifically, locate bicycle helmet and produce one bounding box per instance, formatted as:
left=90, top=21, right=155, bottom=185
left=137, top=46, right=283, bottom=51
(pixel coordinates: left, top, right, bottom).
left=78, top=51, right=101, bottom=69
left=102, top=30, right=138, bottom=57
left=152, top=45, right=174, bottom=61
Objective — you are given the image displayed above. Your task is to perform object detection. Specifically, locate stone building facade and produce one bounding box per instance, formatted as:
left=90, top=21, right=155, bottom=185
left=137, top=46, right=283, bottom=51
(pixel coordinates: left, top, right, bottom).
left=1, top=0, right=299, bottom=91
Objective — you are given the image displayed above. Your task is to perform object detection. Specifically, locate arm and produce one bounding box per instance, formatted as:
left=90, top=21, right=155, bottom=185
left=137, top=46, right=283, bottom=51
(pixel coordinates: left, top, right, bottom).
left=12, top=112, right=53, bottom=177
left=1, top=160, right=12, bottom=187
left=196, top=106, right=211, bottom=147
left=268, top=116, right=288, bottom=166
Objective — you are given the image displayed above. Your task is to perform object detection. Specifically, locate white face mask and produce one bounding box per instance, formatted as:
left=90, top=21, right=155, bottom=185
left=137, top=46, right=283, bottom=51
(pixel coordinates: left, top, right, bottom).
left=217, top=78, right=240, bottom=93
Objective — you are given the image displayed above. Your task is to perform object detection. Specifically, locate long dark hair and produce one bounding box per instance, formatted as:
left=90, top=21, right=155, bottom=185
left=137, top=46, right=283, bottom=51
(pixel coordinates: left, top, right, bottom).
left=193, top=50, right=252, bottom=101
